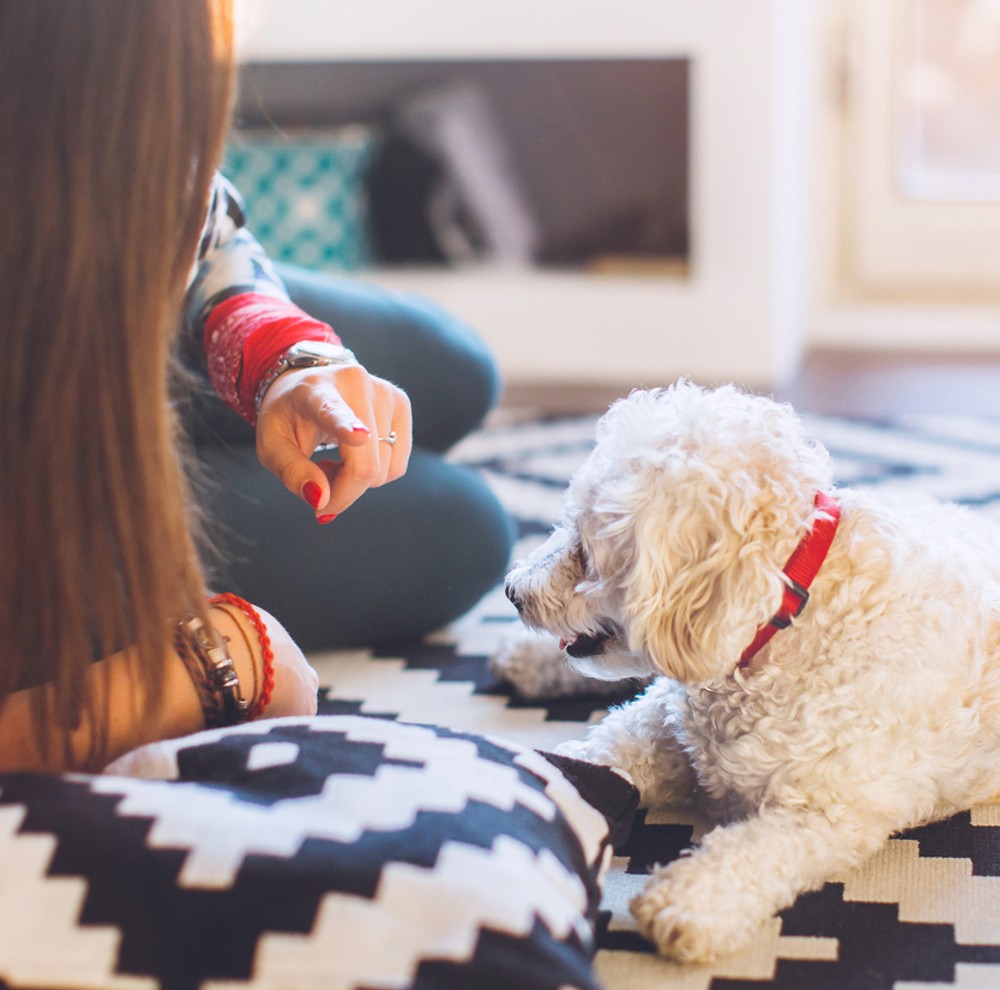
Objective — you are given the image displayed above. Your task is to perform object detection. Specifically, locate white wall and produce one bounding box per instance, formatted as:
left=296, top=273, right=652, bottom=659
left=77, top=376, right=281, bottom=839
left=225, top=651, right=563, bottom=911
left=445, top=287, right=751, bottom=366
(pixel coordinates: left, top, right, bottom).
left=238, top=1, right=817, bottom=389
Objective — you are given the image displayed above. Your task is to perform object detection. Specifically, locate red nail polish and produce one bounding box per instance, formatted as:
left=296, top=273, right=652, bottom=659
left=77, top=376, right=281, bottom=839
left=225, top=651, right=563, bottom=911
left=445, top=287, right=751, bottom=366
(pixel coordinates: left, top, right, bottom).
left=303, top=481, right=323, bottom=509
left=352, top=423, right=370, bottom=434
left=318, top=514, right=336, bottom=525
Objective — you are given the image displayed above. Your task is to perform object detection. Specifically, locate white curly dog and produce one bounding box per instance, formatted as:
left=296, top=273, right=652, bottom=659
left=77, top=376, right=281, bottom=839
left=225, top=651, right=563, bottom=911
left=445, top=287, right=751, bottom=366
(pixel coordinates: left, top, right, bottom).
left=501, top=380, right=1000, bottom=963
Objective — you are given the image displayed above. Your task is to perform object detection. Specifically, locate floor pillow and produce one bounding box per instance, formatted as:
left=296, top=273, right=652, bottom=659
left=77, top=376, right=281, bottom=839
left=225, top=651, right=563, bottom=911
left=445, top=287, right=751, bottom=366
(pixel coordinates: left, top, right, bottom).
left=0, top=715, right=637, bottom=990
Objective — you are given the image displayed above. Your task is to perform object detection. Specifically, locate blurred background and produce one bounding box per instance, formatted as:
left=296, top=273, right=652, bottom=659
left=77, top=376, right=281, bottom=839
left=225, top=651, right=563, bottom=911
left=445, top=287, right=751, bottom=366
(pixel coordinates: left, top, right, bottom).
left=228, top=0, right=1000, bottom=413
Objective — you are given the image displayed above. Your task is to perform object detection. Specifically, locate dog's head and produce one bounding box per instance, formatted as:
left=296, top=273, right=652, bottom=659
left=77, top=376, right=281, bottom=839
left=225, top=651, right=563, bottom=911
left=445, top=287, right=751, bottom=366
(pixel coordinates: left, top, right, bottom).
left=505, top=381, right=834, bottom=684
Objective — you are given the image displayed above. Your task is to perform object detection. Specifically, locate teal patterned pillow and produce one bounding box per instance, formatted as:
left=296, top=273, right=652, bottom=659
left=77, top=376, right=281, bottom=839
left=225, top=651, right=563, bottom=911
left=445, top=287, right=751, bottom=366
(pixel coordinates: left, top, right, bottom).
left=223, top=127, right=378, bottom=271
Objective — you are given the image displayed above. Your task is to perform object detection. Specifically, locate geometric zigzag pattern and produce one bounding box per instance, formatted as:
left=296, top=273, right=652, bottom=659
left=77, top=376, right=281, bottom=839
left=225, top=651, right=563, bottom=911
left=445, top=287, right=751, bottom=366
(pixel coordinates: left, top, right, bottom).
left=0, top=716, right=627, bottom=990
left=313, top=409, right=1000, bottom=990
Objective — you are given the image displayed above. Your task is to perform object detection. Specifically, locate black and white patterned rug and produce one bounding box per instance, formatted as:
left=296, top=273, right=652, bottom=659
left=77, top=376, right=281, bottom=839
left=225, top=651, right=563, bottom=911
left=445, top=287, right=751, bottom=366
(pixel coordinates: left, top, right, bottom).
left=312, top=409, right=1000, bottom=990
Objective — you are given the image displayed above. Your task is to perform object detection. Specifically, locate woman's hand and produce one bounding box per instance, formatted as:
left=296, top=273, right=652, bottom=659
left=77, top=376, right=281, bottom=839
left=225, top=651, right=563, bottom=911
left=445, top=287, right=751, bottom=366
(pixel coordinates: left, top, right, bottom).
left=252, top=606, right=320, bottom=718
left=255, top=363, right=412, bottom=522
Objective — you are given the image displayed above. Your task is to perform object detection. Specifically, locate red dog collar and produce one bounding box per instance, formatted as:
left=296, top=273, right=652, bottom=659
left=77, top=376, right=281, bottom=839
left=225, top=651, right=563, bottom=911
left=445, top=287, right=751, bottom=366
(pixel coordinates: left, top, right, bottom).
left=738, top=492, right=840, bottom=668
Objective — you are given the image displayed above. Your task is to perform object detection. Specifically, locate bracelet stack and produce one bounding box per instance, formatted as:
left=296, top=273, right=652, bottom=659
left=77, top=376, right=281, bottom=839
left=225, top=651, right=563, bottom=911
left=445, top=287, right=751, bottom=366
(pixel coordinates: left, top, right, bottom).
left=201, top=291, right=342, bottom=425
left=174, top=612, right=249, bottom=728
left=174, top=594, right=275, bottom=728
left=209, top=593, right=275, bottom=719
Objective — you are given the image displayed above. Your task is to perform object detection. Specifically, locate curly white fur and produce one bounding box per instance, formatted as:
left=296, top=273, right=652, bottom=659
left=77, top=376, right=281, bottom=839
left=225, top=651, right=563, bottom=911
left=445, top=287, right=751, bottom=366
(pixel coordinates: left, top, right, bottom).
left=503, top=380, right=1000, bottom=963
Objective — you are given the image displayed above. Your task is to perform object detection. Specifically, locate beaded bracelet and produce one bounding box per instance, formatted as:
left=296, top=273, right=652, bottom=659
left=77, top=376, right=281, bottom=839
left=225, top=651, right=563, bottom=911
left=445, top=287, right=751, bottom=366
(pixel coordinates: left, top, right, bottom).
left=209, top=593, right=275, bottom=719
left=174, top=612, right=250, bottom=728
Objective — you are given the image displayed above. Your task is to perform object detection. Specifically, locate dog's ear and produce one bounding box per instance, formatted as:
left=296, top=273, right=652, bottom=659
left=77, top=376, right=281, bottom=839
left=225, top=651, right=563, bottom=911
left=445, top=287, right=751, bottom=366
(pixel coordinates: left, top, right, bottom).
left=620, top=478, right=793, bottom=682
left=590, top=381, right=833, bottom=682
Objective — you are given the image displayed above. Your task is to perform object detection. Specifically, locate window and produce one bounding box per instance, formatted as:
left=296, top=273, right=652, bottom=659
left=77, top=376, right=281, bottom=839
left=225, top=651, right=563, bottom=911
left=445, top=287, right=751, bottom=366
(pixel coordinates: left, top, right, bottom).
left=837, top=0, right=1000, bottom=300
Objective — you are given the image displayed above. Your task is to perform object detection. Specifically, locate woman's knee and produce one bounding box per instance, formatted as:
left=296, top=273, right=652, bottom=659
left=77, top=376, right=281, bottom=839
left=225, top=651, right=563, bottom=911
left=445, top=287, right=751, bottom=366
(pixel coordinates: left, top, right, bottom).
left=194, top=444, right=514, bottom=651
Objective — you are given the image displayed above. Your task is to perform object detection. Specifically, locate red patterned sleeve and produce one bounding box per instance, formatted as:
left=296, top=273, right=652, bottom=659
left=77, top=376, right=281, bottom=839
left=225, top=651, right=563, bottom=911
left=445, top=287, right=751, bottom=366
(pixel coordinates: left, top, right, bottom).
left=189, top=174, right=342, bottom=426
left=203, top=293, right=341, bottom=426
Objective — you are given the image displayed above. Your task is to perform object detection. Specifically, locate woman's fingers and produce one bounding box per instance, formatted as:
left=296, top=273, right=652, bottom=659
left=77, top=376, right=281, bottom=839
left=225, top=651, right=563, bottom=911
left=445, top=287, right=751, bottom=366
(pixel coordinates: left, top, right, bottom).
left=255, top=365, right=411, bottom=520
left=374, top=389, right=413, bottom=485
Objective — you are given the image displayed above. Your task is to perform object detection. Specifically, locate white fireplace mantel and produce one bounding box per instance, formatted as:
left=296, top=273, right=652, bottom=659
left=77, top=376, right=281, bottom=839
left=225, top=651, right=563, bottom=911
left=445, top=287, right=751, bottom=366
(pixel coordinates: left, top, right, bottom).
left=239, top=0, right=816, bottom=390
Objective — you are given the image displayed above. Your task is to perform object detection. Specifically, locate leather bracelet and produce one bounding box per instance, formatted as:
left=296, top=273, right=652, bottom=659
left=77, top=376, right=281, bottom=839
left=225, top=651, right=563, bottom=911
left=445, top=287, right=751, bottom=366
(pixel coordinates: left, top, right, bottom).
left=209, top=593, right=275, bottom=718
left=175, top=612, right=250, bottom=728
left=211, top=603, right=260, bottom=715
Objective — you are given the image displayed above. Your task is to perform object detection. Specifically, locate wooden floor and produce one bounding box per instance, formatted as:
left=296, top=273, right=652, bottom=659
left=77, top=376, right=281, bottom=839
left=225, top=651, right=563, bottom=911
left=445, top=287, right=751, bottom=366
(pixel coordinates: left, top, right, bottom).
left=502, top=348, right=1000, bottom=419
left=779, top=349, right=1000, bottom=418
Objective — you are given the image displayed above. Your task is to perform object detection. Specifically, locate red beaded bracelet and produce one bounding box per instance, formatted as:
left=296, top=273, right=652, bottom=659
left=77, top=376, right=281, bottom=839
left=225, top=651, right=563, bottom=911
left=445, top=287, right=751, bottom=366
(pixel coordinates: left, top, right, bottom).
left=209, top=593, right=275, bottom=718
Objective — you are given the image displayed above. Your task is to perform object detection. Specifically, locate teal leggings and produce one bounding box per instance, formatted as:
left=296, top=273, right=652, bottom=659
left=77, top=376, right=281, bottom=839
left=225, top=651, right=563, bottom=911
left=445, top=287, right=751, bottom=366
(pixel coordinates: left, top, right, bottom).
left=184, top=266, right=513, bottom=651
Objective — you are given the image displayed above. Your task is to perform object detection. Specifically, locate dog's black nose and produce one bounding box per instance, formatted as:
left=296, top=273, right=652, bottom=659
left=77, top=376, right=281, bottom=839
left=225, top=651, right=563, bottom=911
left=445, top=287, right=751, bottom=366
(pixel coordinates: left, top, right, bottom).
left=505, top=582, right=522, bottom=612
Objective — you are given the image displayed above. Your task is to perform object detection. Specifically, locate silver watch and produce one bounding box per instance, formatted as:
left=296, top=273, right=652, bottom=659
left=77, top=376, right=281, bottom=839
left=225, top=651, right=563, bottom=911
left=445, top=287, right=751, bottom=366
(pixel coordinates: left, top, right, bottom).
left=254, top=340, right=358, bottom=414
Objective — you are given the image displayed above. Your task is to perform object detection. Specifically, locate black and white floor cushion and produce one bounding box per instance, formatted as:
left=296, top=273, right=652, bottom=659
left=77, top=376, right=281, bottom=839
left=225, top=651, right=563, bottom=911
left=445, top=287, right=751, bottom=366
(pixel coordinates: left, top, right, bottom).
left=0, top=715, right=637, bottom=990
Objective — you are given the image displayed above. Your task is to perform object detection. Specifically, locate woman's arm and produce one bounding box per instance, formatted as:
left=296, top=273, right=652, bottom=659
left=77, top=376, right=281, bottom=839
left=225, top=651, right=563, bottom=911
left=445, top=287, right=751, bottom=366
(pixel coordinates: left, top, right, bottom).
left=184, top=173, right=350, bottom=427
left=0, top=602, right=318, bottom=773
left=0, top=642, right=203, bottom=773
left=183, top=173, right=412, bottom=520
left=184, top=172, right=291, bottom=338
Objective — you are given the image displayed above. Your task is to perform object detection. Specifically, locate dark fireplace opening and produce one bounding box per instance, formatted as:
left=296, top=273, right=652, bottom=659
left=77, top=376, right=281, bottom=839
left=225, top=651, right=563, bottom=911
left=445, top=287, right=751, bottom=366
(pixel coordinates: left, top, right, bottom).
left=231, top=57, right=690, bottom=275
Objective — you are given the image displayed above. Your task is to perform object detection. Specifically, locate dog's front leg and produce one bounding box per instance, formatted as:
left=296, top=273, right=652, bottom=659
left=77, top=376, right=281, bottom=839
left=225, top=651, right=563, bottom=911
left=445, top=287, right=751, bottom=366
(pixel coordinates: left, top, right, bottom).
left=631, top=804, right=888, bottom=963
left=556, top=678, right=696, bottom=807
left=489, top=629, right=633, bottom=699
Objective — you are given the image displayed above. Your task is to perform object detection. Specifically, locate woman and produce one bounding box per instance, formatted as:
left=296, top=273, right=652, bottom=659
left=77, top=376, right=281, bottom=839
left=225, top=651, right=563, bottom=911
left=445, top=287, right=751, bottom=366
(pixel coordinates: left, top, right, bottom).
left=182, top=174, right=512, bottom=651
left=0, top=0, right=510, bottom=770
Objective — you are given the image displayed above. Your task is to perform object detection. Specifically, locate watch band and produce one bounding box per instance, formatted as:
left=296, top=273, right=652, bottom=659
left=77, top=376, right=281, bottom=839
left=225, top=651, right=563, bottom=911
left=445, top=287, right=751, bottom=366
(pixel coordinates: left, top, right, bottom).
left=253, top=342, right=358, bottom=415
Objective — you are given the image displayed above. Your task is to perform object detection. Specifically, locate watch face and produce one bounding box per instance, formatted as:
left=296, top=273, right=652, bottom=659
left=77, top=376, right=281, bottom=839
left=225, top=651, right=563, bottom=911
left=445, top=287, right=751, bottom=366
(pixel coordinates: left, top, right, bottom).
left=288, top=341, right=354, bottom=366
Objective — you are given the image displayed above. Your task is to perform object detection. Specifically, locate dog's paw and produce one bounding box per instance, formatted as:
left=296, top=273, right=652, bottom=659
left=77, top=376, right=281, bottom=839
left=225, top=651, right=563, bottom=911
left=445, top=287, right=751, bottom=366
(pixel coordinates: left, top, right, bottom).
left=631, top=893, right=732, bottom=964
left=489, top=629, right=619, bottom=699
left=552, top=737, right=599, bottom=762
left=630, top=863, right=757, bottom=964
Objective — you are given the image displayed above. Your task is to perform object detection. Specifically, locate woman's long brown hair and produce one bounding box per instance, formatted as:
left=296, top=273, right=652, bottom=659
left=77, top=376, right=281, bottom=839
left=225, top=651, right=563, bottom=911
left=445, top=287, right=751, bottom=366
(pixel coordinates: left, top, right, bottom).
left=0, top=0, right=235, bottom=765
